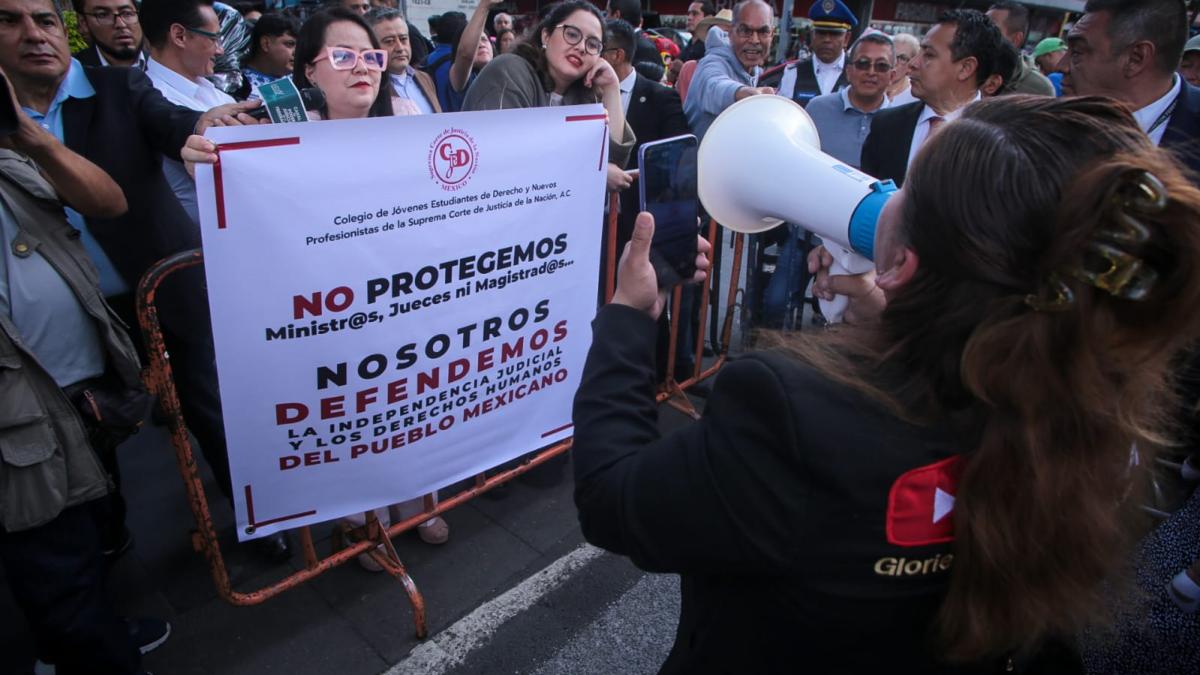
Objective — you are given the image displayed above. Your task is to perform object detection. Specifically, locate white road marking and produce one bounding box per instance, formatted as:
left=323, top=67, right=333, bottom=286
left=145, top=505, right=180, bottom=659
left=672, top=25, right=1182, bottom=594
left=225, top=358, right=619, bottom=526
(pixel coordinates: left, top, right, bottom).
left=383, top=543, right=606, bottom=675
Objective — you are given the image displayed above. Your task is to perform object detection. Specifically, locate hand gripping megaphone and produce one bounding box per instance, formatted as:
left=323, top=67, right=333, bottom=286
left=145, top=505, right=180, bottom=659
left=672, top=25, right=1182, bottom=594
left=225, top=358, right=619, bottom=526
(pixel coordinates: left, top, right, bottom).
left=697, top=95, right=896, bottom=322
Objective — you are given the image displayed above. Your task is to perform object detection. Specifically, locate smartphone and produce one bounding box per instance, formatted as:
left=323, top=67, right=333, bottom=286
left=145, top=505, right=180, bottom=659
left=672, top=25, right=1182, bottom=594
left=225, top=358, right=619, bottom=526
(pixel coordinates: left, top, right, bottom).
left=638, top=134, right=698, bottom=288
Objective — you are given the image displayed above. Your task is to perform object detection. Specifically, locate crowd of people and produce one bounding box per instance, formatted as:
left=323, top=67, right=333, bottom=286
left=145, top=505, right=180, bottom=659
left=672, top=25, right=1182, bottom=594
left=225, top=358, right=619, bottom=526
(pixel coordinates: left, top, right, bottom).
left=2, top=0, right=1200, bottom=672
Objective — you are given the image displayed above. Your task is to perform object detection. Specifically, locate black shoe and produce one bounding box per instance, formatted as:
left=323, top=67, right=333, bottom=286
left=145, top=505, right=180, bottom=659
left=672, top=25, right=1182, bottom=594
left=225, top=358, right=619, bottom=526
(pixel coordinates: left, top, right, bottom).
left=125, top=617, right=171, bottom=655
left=102, top=526, right=134, bottom=560
left=249, top=532, right=292, bottom=563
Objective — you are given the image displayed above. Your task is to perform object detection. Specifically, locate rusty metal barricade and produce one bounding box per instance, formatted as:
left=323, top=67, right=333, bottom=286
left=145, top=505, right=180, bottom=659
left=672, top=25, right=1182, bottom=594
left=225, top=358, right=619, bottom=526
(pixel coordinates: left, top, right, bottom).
left=135, top=191, right=745, bottom=639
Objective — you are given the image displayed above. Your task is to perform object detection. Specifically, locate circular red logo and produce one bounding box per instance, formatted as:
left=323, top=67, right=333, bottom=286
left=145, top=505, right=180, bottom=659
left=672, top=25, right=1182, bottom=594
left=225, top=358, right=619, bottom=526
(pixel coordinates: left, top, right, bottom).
left=428, top=129, right=478, bottom=191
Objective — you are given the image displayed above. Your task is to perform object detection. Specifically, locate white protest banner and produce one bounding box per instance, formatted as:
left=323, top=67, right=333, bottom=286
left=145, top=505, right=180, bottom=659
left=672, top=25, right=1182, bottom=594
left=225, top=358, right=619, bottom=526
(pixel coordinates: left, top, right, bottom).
left=194, top=104, right=608, bottom=540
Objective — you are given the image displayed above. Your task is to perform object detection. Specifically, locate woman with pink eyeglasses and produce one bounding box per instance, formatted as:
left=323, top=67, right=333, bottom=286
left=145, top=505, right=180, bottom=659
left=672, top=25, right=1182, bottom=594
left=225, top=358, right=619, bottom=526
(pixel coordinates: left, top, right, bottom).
left=291, top=7, right=421, bottom=119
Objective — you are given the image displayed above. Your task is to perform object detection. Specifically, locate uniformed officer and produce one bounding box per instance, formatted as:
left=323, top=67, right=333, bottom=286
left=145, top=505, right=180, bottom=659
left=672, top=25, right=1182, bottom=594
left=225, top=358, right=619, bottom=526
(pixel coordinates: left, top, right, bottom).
left=778, top=0, right=857, bottom=106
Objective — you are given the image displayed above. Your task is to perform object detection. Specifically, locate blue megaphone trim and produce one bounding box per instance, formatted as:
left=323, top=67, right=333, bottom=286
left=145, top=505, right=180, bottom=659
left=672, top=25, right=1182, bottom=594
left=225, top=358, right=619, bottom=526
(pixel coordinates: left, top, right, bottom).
left=847, top=179, right=897, bottom=261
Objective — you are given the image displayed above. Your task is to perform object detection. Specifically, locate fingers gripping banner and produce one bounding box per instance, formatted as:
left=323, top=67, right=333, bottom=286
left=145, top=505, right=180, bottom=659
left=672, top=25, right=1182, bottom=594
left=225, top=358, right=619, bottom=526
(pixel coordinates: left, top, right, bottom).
left=195, top=105, right=607, bottom=540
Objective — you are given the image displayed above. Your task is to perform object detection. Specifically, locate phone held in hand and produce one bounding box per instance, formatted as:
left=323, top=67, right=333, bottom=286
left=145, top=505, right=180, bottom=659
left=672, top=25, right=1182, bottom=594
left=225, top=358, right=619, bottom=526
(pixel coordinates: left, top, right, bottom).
left=638, top=134, right=699, bottom=288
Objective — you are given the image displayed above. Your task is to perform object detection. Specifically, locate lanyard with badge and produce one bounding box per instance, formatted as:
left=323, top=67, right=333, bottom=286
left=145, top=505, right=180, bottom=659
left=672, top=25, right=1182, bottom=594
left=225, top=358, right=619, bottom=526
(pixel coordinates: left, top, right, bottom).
left=1147, top=90, right=1181, bottom=138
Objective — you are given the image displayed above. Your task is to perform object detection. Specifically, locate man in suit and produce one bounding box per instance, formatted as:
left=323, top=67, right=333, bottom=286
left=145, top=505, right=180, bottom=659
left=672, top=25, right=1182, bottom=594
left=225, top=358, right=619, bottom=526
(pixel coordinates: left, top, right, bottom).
left=71, top=0, right=145, bottom=68
left=0, top=0, right=292, bottom=561
left=775, top=0, right=855, bottom=106
left=860, top=9, right=1003, bottom=186
left=1061, top=0, right=1200, bottom=175
left=369, top=7, right=441, bottom=113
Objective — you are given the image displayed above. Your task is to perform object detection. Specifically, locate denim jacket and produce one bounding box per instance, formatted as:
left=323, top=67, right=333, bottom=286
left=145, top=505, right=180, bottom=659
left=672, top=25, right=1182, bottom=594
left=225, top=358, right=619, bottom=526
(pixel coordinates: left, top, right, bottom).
left=0, top=150, right=142, bottom=532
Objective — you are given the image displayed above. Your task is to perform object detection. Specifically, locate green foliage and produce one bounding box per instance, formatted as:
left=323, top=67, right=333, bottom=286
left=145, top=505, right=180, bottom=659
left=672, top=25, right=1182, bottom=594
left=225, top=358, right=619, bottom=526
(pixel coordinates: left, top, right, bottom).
left=63, top=10, right=89, bottom=54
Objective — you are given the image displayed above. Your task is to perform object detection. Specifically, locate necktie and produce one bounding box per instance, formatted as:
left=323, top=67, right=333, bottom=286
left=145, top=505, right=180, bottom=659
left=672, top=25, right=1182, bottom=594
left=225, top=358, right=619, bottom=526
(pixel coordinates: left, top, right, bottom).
left=928, top=116, right=945, bottom=134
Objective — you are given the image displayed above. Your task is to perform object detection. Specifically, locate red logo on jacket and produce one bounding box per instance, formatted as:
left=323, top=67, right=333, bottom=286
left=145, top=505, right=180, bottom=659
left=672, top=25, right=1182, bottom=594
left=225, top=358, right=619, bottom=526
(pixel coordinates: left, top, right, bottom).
left=886, top=455, right=963, bottom=547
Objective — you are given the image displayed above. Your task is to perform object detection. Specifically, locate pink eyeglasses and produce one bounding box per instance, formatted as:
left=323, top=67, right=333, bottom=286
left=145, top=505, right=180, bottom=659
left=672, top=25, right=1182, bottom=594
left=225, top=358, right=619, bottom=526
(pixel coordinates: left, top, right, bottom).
left=313, top=46, right=388, bottom=71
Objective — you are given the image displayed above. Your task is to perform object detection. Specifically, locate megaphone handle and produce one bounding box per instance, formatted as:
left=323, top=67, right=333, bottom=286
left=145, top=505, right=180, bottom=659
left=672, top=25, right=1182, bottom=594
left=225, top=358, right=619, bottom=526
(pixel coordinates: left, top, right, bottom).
left=818, top=295, right=850, bottom=325
left=816, top=246, right=873, bottom=325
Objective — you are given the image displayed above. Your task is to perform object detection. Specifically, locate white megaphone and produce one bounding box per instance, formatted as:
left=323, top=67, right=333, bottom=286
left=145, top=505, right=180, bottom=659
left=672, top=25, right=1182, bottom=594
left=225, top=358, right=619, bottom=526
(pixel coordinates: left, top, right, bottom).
left=697, top=95, right=896, bottom=323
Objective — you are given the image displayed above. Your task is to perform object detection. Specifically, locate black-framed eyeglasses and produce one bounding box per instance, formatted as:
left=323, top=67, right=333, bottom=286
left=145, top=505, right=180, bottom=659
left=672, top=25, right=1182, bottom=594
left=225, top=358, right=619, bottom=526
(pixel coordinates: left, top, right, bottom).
left=184, top=25, right=220, bottom=42
left=82, top=8, right=138, bottom=25
left=555, top=24, right=603, bottom=55
left=852, top=59, right=893, bottom=74
left=734, top=23, right=772, bottom=39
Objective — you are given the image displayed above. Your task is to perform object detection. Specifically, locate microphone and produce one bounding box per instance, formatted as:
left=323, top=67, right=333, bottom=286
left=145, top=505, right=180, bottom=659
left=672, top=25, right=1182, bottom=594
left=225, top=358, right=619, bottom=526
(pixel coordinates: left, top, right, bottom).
left=248, top=87, right=326, bottom=121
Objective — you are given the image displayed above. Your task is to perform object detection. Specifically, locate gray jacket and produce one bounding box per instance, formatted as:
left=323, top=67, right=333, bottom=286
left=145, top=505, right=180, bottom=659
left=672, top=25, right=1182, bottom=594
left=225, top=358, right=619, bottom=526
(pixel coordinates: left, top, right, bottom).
left=461, top=53, right=636, bottom=168
left=683, top=28, right=761, bottom=140
left=0, top=150, right=142, bottom=532
left=1003, top=53, right=1055, bottom=97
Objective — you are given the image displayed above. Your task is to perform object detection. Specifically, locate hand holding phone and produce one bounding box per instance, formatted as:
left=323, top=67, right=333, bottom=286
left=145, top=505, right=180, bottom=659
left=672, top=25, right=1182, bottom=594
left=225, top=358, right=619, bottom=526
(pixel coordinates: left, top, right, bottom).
left=638, top=134, right=699, bottom=288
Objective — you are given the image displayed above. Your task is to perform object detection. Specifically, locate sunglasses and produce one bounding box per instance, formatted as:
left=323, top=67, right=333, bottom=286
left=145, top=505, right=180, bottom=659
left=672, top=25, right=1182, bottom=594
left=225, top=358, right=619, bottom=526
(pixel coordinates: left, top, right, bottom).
left=554, top=24, right=603, bottom=55
left=852, top=59, right=893, bottom=74
left=313, top=46, right=388, bottom=71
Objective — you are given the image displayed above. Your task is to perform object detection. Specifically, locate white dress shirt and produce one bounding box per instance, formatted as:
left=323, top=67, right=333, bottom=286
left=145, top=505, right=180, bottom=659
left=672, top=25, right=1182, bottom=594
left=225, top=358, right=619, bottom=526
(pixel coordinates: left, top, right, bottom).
left=618, top=68, right=637, bottom=114
left=906, top=91, right=982, bottom=168
left=1132, top=74, right=1182, bottom=147
left=97, top=47, right=146, bottom=69
left=390, top=67, right=436, bottom=115
left=885, top=84, right=918, bottom=108
left=146, top=57, right=235, bottom=110
left=814, top=51, right=846, bottom=96
left=146, top=58, right=235, bottom=227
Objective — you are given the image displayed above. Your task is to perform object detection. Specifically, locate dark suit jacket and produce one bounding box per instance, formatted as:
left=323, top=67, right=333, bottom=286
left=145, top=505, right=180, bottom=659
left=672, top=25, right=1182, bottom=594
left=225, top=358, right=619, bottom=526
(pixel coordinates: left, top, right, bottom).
left=859, top=101, right=923, bottom=186
left=1163, top=81, right=1200, bottom=177
left=619, top=74, right=691, bottom=244
left=64, top=66, right=201, bottom=294
left=786, top=58, right=849, bottom=107
left=72, top=45, right=102, bottom=67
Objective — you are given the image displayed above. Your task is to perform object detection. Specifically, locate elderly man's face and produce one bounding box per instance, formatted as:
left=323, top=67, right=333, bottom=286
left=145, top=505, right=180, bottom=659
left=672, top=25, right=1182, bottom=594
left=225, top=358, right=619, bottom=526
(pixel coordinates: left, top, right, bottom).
left=493, top=12, right=512, bottom=32
left=730, top=3, right=772, bottom=72
left=810, top=28, right=849, bottom=64
left=891, top=38, right=918, bottom=84
left=0, top=0, right=71, bottom=88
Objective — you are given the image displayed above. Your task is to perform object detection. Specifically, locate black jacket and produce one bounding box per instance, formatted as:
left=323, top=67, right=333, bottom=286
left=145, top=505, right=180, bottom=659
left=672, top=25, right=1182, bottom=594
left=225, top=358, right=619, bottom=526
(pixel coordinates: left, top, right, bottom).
left=63, top=66, right=201, bottom=291
left=859, top=100, right=923, bottom=186
left=789, top=57, right=849, bottom=106
left=573, top=305, right=970, bottom=673
left=1163, top=81, right=1200, bottom=177
left=72, top=45, right=103, bottom=67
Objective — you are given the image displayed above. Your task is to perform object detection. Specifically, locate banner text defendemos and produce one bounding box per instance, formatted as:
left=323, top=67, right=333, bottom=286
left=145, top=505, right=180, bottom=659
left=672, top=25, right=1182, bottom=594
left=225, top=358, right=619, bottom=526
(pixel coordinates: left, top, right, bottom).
left=273, top=298, right=570, bottom=432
